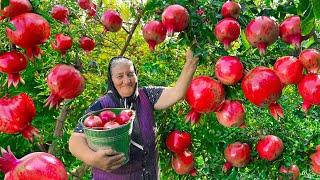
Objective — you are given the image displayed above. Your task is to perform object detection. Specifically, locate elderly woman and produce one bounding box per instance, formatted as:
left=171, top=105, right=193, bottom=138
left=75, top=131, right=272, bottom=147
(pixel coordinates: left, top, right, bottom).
left=68, top=49, right=199, bottom=179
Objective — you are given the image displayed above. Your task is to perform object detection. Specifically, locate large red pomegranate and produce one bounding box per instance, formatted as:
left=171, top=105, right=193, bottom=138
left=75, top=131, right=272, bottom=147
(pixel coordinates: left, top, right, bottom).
left=166, top=130, right=191, bottom=153
left=310, top=145, right=320, bottom=174
left=241, top=66, right=283, bottom=120
left=83, top=115, right=103, bottom=128
left=79, top=36, right=95, bottom=53
left=215, top=100, right=245, bottom=127
left=45, top=64, right=85, bottom=109
left=0, top=93, right=38, bottom=141
left=279, top=16, right=301, bottom=48
left=0, top=0, right=32, bottom=20
left=186, top=76, right=225, bottom=113
left=298, top=74, right=320, bottom=112
left=101, top=10, right=123, bottom=32
left=51, top=5, right=69, bottom=25
left=162, top=4, right=189, bottom=36
left=224, top=142, right=251, bottom=168
left=77, top=0, right=91, bottom=10
left=142, top=21, right=167, bottom=51
left=273, top=56, right=303, bottom=85
left=256, top=135, right=284, bottom=161
left=221, top=0, right=241, bottom=19
left=51, top=34, right=73, bottom=56
left=0, top=51, right=27, bottom=88
left=298, top=49, right=320, bottom=73
left=245, top=16, right=279, bottom=55
left=215, top=56, right=243, bottom=85
left=171, top=150, right=194, bottom=175
left=6, top=13, right=51, bottom=60
left=214, top=18, right=240, bottom=49
left=0, top=147, right=68, bottom=180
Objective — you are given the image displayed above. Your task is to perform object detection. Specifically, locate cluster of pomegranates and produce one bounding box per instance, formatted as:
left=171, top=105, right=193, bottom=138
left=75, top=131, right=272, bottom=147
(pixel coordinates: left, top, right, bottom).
left=83, top=109, right=134, bottom=130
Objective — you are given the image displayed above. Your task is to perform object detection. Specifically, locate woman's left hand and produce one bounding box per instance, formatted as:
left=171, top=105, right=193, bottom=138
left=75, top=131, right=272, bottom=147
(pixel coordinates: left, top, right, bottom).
left=185, top=48, right=199, bottom=66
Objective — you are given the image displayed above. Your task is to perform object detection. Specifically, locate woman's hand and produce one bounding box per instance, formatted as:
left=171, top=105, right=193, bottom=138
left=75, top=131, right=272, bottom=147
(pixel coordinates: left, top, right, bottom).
left=185, top=48, right=199, bottom=66
left=89, top=147, right=126, bottom=172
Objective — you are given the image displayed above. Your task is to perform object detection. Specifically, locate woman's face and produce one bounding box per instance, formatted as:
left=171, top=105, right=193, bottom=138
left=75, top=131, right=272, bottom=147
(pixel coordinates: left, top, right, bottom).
left=111, top=63, right=137, bottom=98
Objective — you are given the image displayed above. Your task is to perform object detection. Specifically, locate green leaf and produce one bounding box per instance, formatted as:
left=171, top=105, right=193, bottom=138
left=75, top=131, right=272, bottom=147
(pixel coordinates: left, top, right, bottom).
left=297, top=0, right=310, bottom=15
left=301, top=7, right=315, bottom=36
left=311, top=0, right=320, bottom=19
left=265, top=0, right=271, bottom=7
left=240, top=31, right=250, bottom=50
left=0, top=0, right=9, bottom=9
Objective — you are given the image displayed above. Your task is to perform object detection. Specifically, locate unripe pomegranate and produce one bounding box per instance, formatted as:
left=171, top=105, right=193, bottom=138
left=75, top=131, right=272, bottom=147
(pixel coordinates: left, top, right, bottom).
left=0, top=0, right=32, bottom=20
left=298, top=49, right=320, bottom=73
left=51, top=5, right=69, bottom=24
left=273, top=56, right=303, bottom=85
left=101, top=10, right=123, bottom=32
left=142, top=21, right=166, bottom=51
left=0, top=50, right=27, bottom=88
left=215, top=100, right=245, bottom=127
left=51, top=34, right=73, bottom=56
left=245, top=16, right=279, bottom=55
left=215, top=56, right=243, bottom=85
left=279, top=16, right=302, bottom=48
left=221, top=0, right=241, bottom=19
left=298, top=74, right=320, bottom=112
left=256, top=135, right=284, bottom=161
left=162, top=4, right=189, bottom=36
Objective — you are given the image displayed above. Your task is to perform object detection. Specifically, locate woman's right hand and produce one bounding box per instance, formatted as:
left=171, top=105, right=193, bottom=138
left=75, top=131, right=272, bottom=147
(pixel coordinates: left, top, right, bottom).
left=89, top=147, right=126, bottom=172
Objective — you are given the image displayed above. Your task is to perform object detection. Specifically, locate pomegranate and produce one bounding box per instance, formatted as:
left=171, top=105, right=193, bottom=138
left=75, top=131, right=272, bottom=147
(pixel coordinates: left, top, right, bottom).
left=101, top=10, right=123, bottom=32
left=0, top=50, right=27, bottom=88
left=6, top=13, right=51, bottom=60
left=171, top=150, right=194, bottom=175
left=84, top=115, right=103, bottom=128
left=214, top=18, right=240, bottom=49
left=142, top=21, right=167, bottom=51
left=166, top=130, right=191, bottom=153
left=241, top=66, right=283, bottom=120
left=0, top=147, right=68, bottom=180
left=298, top=49, right=320, bottom=73
left=310, top=145, right=320, bottom=174
left=185, top=108, right=201, bottom=125
left=215, top=100, right=245, bottom=127
left=221, top=0, right=241, bottom=19
left=279, top=16, right=302, bottom=48
left=51, top=34, right=73, bottom=56
left=245, top=16, right=279, bottom=55
left=99, top=110, right=116, bottom=124
left=215, top=56, right=243, bottom=85
left=120, top=110, right=134, bottom=117
left=87, top=3, right=96, bottom=17
left=162, top=4, right=189, bottom=36
left=115, top=112, right=131, bottom=125
left=51, top=5, right=69, bottom=25
left=0, top=93, right=38, bottom=141
left=273, top=56, right=303, bottom=85
left=79, top=36, right=95, bottom=53
left=298, top=74, right=320, bottom=112
left=256, top=135, right=284, bottom=161
left=196, top=9, right=204, bottom=16
left=45, top=64, right=85, bottom=109
left=279, top=165, right=299, bottom=180
left=104, top=121, right=120, bottom=129
left=186, top=76, right=225, bottom=113
left=77, top=0, right=91, bottom=10
left=0, top=0, right=32, bottom=20
left=224, top=142, right=251, bottom=168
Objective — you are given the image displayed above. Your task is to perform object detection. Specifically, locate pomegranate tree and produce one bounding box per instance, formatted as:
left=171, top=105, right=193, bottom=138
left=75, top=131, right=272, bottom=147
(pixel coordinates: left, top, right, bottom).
left=6, top=13, right=51, bottom=60
left=171, top=150, right=194, bottom=175
left=221, top=0, right=241, bottom=19
left=0, top=0, right=32, bottom=20
left=166, top=130, right=191, bottom=153
left=279, top=16, right=302, bottom=48
left=0, top=93, right=38, bottom=141
left=0, top=51, right=27, bottom=88
left=215, top=100, right=245, bottom=127
left=273, top=56, right=303, bottom=85
left=298, top=74, right=320, bottom=112
left=162, top=4, right=189, bottom=36
left=223, top=142, right=251, bottom=172
left=310, top=145, right=320, bottom=174
left=101, top=10, right=123, bottom=32
left=245, top=16, right=279, bottom=55
left=214, top=18, right=240, bottom=49
left=79, top=36, right=95, bottom=53
left=142, top=21, right=167, bottom=51
left=298, top=49, right=320, bottom=73
left=241, top=66, right=283, bottom=120
left=215, top=56, right=243, bottom=85
left=51, top=5, right=69, bottom=25
left=0, top=147, right=68, bottom=180
left=51, top=34, right=73, bottom=56
left=45, top=64, right=85, bottom=109
left=256, top=135, right=284, bottom=161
